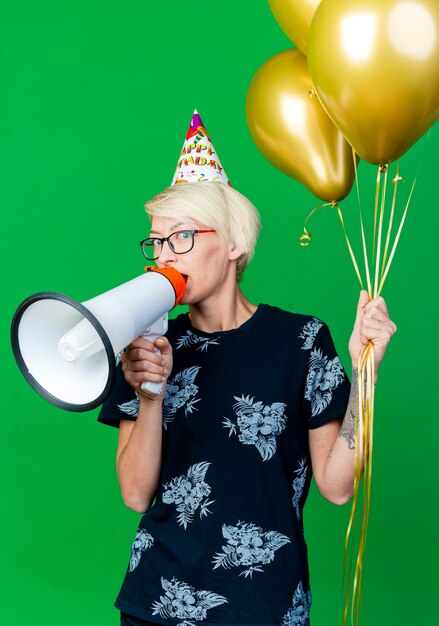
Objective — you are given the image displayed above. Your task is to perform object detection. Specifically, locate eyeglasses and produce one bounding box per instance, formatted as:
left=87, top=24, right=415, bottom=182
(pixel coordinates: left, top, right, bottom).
left=140, top=229, right=217, bottom=260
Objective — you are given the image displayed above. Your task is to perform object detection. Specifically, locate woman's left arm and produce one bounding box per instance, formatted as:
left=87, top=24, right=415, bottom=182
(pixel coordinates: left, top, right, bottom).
left=309, top=290, right=397, bottom=505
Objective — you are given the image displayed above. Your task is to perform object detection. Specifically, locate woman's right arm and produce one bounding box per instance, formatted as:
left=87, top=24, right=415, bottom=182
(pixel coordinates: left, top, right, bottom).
left=115, top=336, right=173, bottom=514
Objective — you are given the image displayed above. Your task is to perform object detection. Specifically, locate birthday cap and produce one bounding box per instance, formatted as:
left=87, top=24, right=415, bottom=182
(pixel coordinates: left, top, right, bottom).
left=171, top=109, right=231, bottom=186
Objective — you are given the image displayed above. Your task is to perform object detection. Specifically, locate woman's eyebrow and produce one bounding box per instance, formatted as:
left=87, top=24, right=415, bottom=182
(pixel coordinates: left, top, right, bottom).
left=149, top=221, right=190, bottom=235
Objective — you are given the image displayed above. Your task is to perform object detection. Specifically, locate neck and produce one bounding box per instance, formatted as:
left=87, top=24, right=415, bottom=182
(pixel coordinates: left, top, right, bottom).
left=188, top=283, right=257, bottom=333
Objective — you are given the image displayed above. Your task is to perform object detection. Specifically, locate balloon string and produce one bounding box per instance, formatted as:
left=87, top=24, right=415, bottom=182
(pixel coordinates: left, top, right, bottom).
left=377, top=126, right=430, bottom=294
left=372, top=166, right=381, bottom=261
left=373, top=165, right=388, bottom=298
left=352, top=344, right=374, bottom=626
left=377, top=176, right=416, bottom=295
left=300, top=195, right=365, bottom=291
left=299, top=146, right=422, bottom=626
left=352, top=148, right=372, bottom=297
left=336, top=206, right=364, bottom=290
left=343, top=158, right=415, bottom=626
left=341, top=149, right=371, bottom=626
left=381, top=163, right=403, bottom=278
left=342, top=341, right=375, bottom=626
left=341, top=135, right=427, bottom=625
left=298, top=201, right=337, bottom=246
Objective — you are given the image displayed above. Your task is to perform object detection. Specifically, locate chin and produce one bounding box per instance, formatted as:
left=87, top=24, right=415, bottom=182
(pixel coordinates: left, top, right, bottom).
left=180, top=292, right=193, bottom=306
left=180, top=290, right=204, bottom=307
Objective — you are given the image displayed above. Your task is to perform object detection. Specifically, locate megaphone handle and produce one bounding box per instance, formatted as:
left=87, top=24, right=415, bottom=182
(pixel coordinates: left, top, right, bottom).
left=140, top=314, right=168, bottom=396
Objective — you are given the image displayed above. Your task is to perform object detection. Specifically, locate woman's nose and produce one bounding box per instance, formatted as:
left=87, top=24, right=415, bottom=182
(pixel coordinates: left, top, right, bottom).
left=157, top=240, right=178, bottom=264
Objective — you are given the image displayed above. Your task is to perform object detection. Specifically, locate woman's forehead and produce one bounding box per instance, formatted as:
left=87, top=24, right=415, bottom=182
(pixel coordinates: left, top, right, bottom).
left=150, top=215, right=205, bottom=234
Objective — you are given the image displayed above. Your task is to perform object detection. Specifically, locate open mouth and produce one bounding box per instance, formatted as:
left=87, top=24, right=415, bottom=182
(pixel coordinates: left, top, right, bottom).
left=182, top=274, right=188, bottom=284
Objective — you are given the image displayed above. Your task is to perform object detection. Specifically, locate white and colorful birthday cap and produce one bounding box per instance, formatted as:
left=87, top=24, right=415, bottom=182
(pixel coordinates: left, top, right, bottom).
left=171, top=109, right=231, bottom=186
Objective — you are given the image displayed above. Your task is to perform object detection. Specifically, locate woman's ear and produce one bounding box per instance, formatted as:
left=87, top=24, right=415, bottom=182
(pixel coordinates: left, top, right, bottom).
left=229, top=244, right=242, bottom=261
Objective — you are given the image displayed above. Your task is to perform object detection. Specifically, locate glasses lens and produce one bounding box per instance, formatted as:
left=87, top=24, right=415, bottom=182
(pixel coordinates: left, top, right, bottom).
left=169, top=230, right=194, bottom=254
left=141, top=238, right=161, bottom=259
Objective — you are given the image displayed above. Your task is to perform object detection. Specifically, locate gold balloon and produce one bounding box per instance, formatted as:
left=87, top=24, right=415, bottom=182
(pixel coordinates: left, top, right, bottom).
left=246, top=48, right=356, bottom=202
left=308, top=0, right=439, bottom=165
left=268, top=0, right=322, bottom=55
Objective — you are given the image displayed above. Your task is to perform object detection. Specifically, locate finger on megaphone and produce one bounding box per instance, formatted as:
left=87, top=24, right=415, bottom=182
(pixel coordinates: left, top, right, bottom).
left=125, top=359, right=165, bottom=376
left=125, top=345, right=163, bottom=366
left=131, top=371, right=165, bottom=385
left=154, top=336, right=172, bottom=355
left=123, top=366, right=165, bottom=391
left=127, top=336, right=158, bottom=352
left=141, top=371, right=166, bottom=384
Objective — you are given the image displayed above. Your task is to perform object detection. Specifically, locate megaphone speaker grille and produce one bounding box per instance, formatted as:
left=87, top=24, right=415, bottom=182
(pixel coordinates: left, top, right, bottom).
left=11, top=292, right=116, bottom=412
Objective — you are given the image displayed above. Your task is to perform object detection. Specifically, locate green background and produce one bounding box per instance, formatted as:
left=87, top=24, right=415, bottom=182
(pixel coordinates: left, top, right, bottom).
left=1, top=1, right=437, bottom=625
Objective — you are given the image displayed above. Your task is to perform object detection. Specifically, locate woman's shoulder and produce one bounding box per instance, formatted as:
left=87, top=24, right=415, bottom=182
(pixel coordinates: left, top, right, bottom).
left=260, top=304, right=333, bottom=353
left=261, top=303, right=326, bottom=329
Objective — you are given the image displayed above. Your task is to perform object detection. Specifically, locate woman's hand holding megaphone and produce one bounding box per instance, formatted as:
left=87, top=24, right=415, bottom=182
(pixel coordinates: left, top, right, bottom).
left=121, top=336, right=173, bottom=401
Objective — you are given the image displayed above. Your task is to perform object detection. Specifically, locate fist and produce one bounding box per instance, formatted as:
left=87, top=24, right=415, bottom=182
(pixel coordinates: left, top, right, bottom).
left=121, top=336, right=173, bottom=394
left=349, top=290, right=397, bottom=372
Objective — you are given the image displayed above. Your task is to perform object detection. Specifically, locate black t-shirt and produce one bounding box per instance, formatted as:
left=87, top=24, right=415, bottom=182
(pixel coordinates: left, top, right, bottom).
left=98, top=304, right=351, bottom=626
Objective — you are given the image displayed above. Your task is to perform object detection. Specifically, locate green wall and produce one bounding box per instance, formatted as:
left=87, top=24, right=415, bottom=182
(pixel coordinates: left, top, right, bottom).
left=1, top=2, right=437, bottom=625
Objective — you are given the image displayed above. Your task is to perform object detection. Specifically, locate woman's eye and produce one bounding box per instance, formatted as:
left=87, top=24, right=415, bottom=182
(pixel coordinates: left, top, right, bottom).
left=177, top=231, right=192, bottom=240
left=151, top=238, right=162, bottom=247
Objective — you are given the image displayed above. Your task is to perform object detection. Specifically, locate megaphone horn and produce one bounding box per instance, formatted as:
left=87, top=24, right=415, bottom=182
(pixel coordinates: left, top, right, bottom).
left=11, top=267, right=186, bottom=412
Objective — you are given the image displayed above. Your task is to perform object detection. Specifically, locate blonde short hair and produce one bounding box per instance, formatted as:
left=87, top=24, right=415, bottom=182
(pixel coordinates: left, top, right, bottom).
left=144, top=182, right=261, bottom=282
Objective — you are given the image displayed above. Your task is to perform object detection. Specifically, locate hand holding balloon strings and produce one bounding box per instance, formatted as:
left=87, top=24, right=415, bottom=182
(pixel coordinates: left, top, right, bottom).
left=251, top=3, right=438, bottom=626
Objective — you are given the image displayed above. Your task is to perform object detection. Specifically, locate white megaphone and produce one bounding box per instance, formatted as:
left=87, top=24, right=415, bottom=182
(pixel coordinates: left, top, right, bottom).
left=11, top=266, right=187, bottom=412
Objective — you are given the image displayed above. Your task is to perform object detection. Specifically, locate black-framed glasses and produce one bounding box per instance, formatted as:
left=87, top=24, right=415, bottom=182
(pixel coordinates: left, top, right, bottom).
left=140, top=229, right=217, bottom=260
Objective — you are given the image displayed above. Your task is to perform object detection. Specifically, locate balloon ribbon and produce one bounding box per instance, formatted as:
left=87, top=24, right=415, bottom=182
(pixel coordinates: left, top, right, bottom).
left=299, top=201, right=338, bottom=246
left=299, top=154, right=416, bottom=626
left=340, top=154, right=415, bottom=626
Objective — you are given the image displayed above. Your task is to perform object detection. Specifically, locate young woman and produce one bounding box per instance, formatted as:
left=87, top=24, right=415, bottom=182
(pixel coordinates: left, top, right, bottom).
left=99, top=181, right=397, bottom=626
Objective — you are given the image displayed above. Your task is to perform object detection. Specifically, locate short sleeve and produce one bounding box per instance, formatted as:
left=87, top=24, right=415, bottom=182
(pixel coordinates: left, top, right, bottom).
left=98, top=361, right=139, bottom=428
left=303, top=322, right=351, bottom=429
